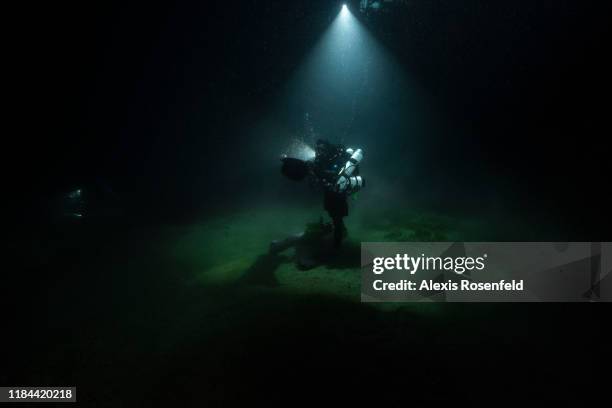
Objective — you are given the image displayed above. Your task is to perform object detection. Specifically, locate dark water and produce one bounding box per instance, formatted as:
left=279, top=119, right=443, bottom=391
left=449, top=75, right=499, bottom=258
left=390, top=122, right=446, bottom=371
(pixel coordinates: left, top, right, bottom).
left=7, top=1, right=610, bottom=405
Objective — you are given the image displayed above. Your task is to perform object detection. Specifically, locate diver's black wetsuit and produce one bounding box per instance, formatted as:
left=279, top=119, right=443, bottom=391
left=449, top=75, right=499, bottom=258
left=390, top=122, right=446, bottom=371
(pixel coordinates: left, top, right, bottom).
left=279, top=139, right=362, bottom=249
left=313, top=140, right=352, bottom=247
left=324, top=190, right=348, bottom=247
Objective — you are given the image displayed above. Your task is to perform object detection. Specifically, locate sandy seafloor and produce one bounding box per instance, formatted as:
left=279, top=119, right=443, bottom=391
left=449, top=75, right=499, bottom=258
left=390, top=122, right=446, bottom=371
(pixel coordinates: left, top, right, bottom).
left=8, top=204, right=594, bottom=405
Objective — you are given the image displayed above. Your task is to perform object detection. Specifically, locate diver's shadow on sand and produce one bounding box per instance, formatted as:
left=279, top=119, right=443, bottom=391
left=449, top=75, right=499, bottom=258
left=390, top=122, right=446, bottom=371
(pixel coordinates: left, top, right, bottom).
left=238, top=253, right=288, bottom=287
left=238, top=237, right=361, bottom=288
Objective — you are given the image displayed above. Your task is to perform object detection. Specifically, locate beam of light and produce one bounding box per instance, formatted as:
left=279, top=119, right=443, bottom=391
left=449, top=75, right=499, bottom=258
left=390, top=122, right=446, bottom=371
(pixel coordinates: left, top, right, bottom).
left=266, top=0, right=431, bottom=178
left=281, top=2, right=407, bottom=145
left=250, top=3, right=438, bottom=206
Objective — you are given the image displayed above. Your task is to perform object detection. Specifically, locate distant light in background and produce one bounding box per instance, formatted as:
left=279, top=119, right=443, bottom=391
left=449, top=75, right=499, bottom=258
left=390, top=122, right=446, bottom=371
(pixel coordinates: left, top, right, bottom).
left=338, top=4, right=354, bottom=30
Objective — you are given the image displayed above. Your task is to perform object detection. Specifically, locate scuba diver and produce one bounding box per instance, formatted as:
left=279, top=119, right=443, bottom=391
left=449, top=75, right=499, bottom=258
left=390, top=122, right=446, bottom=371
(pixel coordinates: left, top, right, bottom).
left=311, top=139, right=364, bottom=247
left=276, top=139, right=365, bottom=251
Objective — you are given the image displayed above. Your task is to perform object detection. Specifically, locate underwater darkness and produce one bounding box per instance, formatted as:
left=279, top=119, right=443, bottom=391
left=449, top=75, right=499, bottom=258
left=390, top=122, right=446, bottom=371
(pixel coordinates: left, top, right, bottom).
left=11, top=0, right=611, bottom=231
left=5, top=0, right=611, bottom=405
